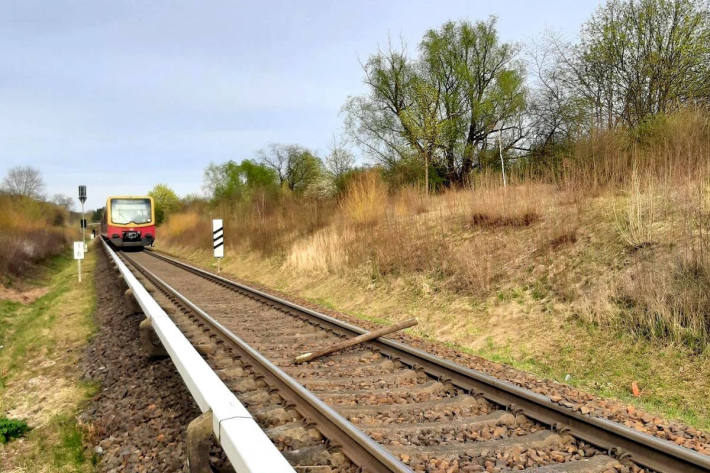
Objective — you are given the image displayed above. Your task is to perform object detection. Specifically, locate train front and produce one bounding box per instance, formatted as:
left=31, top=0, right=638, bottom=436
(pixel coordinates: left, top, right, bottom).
left=103, top=196, right=156, bottom=248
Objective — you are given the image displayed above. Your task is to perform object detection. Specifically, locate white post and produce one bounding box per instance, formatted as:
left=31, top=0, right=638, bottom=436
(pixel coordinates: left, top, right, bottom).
left=73, top=241, right=85, bottom=283
left=213, top=219, right=224, bottom=273
left=499, top=130, right=507, bottom=188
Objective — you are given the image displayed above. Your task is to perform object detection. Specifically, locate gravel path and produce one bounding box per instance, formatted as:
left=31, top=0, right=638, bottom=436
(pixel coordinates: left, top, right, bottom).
left=79, top=247, right=209, bottom=473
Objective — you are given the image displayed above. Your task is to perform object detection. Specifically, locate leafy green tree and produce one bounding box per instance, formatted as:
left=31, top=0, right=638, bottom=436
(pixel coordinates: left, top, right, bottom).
left=344, top=19, right=526, bottom=186
left=203, top=160, right=279, bottom=202
left=258, top=144, right=324, bottom=193
left=148, top=184, right=180, bottom=224
left=420, top=18, right=526, bottom=181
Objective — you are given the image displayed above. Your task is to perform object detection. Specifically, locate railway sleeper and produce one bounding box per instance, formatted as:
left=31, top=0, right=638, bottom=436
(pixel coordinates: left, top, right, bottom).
left=389, top=430, right=566, bottom=460
left=284, top=358, right=397, bottom=378
left=295, top=369, right=422, bottom=391
left=362, top=410, right=517, bottom=437
left=265, top=424, right=324, bottom=449
left=252, top=405, right=302, bottom=427
left=239, top=389, right=283, bottom=407
left=280, top=445, right=349, bottom=468
left=316, top=379, right=452, bottom=403
left=239, top=330, right=337, bottom=344
left=336, top=394, right=487, bottom=421
left=270, top=349, right=384, bottom=367
left=227, top=376, right=268, bottom=394
left=512, top=454, right=622, bottom=472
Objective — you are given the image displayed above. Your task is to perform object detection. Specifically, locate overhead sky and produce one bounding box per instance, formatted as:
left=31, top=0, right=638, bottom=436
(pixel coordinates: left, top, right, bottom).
left=0, top=0, right=601, bottom=210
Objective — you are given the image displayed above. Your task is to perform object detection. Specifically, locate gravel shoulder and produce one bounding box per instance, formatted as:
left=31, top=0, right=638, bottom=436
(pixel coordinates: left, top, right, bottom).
left=80, top=246, right=202, bottom=473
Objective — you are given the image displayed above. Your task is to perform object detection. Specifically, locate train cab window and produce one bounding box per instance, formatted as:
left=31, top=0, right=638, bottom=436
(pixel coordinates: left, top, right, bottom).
left=110, top=198, right=152, bottom=225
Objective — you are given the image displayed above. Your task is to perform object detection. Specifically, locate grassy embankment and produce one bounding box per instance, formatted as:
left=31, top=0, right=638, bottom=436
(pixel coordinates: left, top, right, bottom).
left=0, top=195, right=73, bottom=288
left=0, top=238, right=97, bottom=471
left=157, top=110, right=710, bottom=430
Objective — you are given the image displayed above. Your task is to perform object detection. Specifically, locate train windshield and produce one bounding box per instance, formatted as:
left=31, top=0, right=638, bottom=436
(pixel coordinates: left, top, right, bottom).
left=110, top=198, right=152, bottom=225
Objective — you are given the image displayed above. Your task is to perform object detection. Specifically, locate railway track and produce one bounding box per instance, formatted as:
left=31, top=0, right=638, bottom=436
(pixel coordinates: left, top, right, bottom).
left=117, top=248, right=710, bottom=473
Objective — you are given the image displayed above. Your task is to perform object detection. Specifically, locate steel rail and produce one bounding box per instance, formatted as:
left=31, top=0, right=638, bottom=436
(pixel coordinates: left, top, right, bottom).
left=144, top=249, right=710, bottom=473
left=121, top=251, right=412, bottom=473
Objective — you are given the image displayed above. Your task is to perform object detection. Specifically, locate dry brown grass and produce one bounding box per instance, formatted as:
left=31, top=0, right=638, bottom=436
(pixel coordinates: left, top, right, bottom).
left=0, top=196, right=73, bottom=282
left=339, top=170, right=388, bottom=226
left=159, top=108, right=710, bottom=346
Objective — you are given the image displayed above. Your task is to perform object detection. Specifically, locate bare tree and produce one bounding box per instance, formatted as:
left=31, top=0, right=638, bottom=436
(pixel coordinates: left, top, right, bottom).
left=257, top=143, right=291, bottom=186
left=258, top=144, right=323, bottom=192
left=325, top=135, right=355, bottom=179
left=52, top=193, right=74, bottom=210
left=2, top=166, right=45, bottom=199
left=560, top=0, right=710, bottom=128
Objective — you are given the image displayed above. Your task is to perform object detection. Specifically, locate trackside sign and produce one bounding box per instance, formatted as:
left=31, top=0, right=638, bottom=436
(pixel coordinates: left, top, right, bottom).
left=74, top=241, right=84, bottom=283
left=213, top=219, right=224, bottom=258
left=73, top=241, right=85, bottom=260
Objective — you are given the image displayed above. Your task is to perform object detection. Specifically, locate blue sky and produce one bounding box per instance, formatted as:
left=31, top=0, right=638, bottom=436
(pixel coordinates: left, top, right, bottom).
left=0, top=0, right=601, bottom=210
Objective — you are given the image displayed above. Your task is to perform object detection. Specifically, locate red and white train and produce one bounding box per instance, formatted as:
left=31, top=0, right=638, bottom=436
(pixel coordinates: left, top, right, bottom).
left=100, top=196, right=156, bottom=248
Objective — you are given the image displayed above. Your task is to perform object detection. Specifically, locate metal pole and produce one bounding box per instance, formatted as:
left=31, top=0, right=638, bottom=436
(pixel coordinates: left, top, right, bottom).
left=78, top=259, right=82, bottom=283
left=81, top=202, right=86, bottom=250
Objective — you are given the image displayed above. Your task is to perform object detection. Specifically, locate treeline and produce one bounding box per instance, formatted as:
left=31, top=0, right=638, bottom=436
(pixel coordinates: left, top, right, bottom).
left=344, top=0, right=709, bottom=190
left=152, top=0, right=708, bottom=222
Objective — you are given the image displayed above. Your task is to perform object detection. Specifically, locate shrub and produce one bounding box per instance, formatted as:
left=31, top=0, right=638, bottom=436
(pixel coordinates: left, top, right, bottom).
left=0, top=416, right=29, bottom=443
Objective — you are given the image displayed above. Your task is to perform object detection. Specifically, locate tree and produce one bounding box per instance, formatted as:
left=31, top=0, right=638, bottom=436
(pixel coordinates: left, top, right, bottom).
left=258, top=144, right=323, bottom=193
left=526, top=37, right=589, bottom=153
left=325, top=135, right=356, bottom=193
left=420, top=19, right=527, bottom=181
left=398, top=74, right=446, bottom=194
left=344, top=19, right=527, bottom=187
left=566, top=0, right=710, bottom=127
left=52, top=193, right=74, bottom=211
left=148, top=184, right=180, bottom=225
left=1, top=166, right=44, bottom=199
left=203, top=160, right=279, bottom=202
left=91, top=207, right=105, bottom=223
left=343, top=43, right=417, bottom=170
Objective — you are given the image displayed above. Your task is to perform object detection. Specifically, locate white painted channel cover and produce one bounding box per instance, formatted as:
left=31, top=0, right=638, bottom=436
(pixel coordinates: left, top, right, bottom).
left=103, top=240, right=294, bottom=473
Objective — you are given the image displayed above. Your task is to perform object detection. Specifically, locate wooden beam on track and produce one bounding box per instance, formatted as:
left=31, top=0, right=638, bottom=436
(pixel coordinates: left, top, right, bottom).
left=295, top=318, right=417, bottom=364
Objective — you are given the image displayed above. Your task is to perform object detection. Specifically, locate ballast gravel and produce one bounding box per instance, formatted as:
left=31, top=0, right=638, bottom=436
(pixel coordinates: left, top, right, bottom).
left=157, top=251, right=709, bottom=456
left=79, top=248, right=229, bottom=473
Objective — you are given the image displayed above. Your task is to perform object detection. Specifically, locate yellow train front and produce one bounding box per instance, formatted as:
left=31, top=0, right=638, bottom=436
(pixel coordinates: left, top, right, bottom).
left=100, top=196, right=156, bottom=248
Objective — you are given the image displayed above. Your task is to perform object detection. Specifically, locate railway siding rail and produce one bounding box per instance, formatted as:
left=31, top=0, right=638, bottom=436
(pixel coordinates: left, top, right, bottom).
left=120, top=247, right=710, bottom=473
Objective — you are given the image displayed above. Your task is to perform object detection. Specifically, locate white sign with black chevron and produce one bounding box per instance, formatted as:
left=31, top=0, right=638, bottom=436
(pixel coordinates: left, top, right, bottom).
left=213, top=219, right=224, bottom=258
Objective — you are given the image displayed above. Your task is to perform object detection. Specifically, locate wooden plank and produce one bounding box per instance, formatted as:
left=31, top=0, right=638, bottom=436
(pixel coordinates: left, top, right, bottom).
left=294, top=318, right=417, bottom=363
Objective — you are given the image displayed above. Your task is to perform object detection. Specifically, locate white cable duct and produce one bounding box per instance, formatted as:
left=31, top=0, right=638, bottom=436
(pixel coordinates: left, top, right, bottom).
left=102, top=240, right=294, bottom=473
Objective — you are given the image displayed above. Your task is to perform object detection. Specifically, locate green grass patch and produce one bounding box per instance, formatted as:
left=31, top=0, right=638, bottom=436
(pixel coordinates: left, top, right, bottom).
left=0, top=416, right=29, bottom=443
left=0, top=245, right=97, bottom=472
